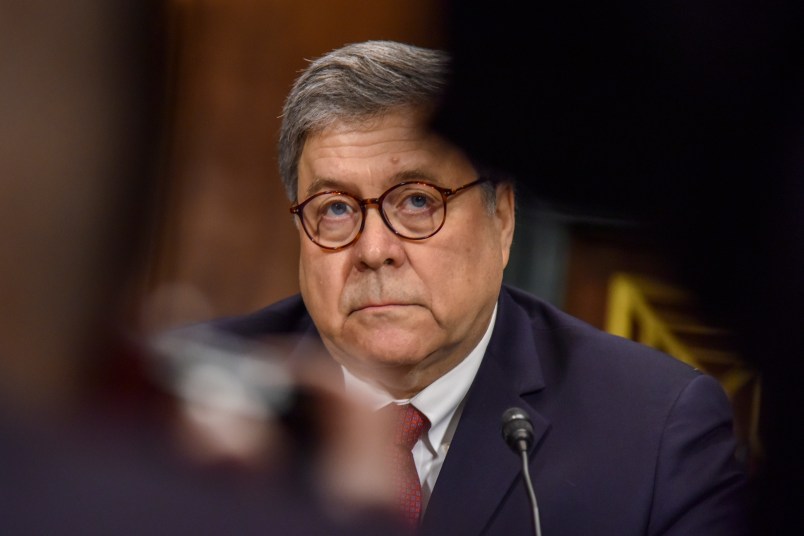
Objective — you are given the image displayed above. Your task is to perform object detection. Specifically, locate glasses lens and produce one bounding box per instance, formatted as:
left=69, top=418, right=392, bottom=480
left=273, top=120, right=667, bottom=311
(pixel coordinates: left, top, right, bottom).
left=382, top=183, right=445, bottom=238
left=301, top=193, right=361, bottom=248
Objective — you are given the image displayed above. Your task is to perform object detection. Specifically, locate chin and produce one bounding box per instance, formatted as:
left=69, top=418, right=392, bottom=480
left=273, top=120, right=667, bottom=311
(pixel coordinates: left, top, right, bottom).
left=342, top=311, right=431, bottom=349
left=360, top=342, right=428, bottom=367
left=347, top=331, right=432, bottom=368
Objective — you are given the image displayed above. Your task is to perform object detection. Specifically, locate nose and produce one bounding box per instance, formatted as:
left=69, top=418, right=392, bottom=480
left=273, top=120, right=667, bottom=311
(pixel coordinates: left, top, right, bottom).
left=351, top=205, right=406, bottom=270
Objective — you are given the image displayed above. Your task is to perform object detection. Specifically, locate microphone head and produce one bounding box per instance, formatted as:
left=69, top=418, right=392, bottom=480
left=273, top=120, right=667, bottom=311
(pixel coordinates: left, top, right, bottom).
left=501, top=407, right=534, bottom=453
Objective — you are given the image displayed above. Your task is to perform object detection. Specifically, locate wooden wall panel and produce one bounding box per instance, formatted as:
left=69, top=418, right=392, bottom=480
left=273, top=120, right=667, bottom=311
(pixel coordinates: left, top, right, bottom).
left=562, top=224, right=672, bottom=330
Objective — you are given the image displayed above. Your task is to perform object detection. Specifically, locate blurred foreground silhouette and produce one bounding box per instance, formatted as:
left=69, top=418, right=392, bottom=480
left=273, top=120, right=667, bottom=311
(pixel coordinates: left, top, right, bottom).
left=0, top=3, right=406, bottom=534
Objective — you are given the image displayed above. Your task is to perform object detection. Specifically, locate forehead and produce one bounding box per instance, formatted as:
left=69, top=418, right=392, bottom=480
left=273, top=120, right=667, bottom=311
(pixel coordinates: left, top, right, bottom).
left=298, top=112, right=475, bottom=195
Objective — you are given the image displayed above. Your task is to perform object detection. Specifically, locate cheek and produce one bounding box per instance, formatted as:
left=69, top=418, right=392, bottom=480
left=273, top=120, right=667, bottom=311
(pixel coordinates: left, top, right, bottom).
left=424, top=225, right=503, bottom=306
left=299, top=249, right=344, bottom=314
left=416, top=238, right=496, bottom=304
left=437, top=219, right=501, bottom=274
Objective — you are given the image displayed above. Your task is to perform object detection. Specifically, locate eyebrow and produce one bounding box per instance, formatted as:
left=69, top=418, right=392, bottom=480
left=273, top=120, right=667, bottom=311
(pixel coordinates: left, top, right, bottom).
left=304, top=177, right=346, bottom=197
left=304, top=169, right=442, bottom=197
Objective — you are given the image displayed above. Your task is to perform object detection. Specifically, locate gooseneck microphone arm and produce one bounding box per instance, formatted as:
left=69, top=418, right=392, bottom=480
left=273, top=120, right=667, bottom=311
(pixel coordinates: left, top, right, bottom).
left=501, top=407, right=543, bottom=536
left=519, top=448, right=541, bottom=536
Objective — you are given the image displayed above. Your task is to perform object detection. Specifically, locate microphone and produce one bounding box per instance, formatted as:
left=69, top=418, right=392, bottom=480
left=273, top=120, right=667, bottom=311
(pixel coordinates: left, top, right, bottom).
left=502, top=407, right=535, bottom=453
left=501, top=407, right=542, bottom=536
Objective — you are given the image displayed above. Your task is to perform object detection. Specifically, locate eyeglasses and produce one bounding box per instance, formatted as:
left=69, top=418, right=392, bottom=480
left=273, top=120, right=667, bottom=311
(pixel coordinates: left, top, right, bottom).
left=289, top=178, right=488, bottom=250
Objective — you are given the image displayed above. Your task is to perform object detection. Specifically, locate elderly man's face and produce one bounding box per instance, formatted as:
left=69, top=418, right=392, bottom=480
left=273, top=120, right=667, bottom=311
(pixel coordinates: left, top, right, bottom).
left=295, top=109, right=515, bottom=397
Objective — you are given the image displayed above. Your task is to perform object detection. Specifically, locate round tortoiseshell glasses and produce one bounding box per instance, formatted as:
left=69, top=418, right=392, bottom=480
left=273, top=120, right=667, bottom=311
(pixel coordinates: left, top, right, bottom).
left=289, top=178, right=488, bottom=250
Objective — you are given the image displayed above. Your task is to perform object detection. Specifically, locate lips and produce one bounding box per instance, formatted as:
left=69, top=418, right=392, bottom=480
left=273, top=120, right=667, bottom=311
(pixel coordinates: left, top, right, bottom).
left=352, top=302, right=413, bottom=312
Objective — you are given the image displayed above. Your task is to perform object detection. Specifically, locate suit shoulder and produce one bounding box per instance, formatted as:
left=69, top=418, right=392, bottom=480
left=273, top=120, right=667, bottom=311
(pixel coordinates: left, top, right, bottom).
left=203, top=293, right=313, bottom=339
left=500, top=284, right=701, bottom=382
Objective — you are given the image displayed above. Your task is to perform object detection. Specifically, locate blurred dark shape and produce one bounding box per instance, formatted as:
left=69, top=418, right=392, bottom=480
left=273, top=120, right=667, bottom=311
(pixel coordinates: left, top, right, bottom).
left=0, top=1, right=165, bottom=413
left=432, top=1, right=803, bottom=534
left=0, top=2, right=405, bottom=533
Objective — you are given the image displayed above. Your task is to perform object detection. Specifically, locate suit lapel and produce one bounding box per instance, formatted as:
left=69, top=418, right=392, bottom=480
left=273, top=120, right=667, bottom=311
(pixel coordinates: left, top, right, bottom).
left=420, top=289, right=550, bottom=535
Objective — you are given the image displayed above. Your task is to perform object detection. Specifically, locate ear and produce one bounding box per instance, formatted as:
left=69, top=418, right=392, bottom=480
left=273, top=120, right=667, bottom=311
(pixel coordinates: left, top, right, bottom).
left=494, top=182, right=516, bottom=267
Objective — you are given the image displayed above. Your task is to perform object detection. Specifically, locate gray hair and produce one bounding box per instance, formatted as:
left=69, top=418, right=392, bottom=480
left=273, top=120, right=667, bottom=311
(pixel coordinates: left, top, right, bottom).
left=279, top=41, right=448, bottom=202
left=279, top=40, right=501, bottom=211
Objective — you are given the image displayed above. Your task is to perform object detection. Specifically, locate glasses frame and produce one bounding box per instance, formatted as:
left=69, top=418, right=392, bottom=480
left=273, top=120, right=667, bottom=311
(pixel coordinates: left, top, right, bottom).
left=289, top=178, right=489, bottom=251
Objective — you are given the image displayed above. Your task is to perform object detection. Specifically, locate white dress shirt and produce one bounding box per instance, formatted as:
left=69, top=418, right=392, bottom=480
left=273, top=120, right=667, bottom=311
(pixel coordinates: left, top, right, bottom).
left=342, top=304, right=498, bottom=512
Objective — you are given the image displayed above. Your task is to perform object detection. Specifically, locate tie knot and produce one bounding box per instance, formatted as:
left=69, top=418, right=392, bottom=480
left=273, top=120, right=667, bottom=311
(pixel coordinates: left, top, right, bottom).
left=392, top=404, right=430, bottom=450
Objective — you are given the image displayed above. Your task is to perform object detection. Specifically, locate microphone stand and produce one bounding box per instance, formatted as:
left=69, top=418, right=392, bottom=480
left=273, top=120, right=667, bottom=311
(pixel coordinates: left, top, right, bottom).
left=502, top=407, right=543, bottom=536
left=518, top=446, right=542, bottom=536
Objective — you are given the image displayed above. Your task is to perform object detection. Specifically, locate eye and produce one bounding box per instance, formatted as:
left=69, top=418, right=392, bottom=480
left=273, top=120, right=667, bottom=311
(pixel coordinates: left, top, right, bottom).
left=317, top=195, right=357, bottom=219
left=390, top=186, right=441, bottom=214
left=406, top=193, right=431, bottom=209
left=324, top=201, right=352, bottom=216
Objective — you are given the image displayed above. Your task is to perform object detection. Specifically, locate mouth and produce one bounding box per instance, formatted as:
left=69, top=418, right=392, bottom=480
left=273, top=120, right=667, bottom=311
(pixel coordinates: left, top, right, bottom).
left=355, top=302, right=406, bottom=310
left=351, top=302, right=417, bottom=314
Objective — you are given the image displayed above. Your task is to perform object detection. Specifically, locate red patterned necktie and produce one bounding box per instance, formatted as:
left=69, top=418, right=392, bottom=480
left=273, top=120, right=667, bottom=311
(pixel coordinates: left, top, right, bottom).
left=388, top=403, right=431, bottom=528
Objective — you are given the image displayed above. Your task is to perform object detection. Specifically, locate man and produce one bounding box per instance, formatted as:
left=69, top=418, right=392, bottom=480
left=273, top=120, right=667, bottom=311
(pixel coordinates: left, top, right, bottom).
left=211, top=40, right=748, bottom=535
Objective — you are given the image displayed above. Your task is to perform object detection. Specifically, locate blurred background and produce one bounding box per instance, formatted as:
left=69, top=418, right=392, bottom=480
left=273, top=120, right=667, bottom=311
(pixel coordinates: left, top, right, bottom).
left=1, top=0, right=801, bottom=534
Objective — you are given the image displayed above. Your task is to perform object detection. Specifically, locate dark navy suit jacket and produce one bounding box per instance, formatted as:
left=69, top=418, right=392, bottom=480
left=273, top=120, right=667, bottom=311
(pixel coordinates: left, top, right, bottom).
left=212, top=284, right=749, bottom=536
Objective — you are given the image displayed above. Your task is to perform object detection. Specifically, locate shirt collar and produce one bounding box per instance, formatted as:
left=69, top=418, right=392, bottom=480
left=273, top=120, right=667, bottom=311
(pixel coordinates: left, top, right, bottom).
left=342, top=303, right=498, bottom=446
